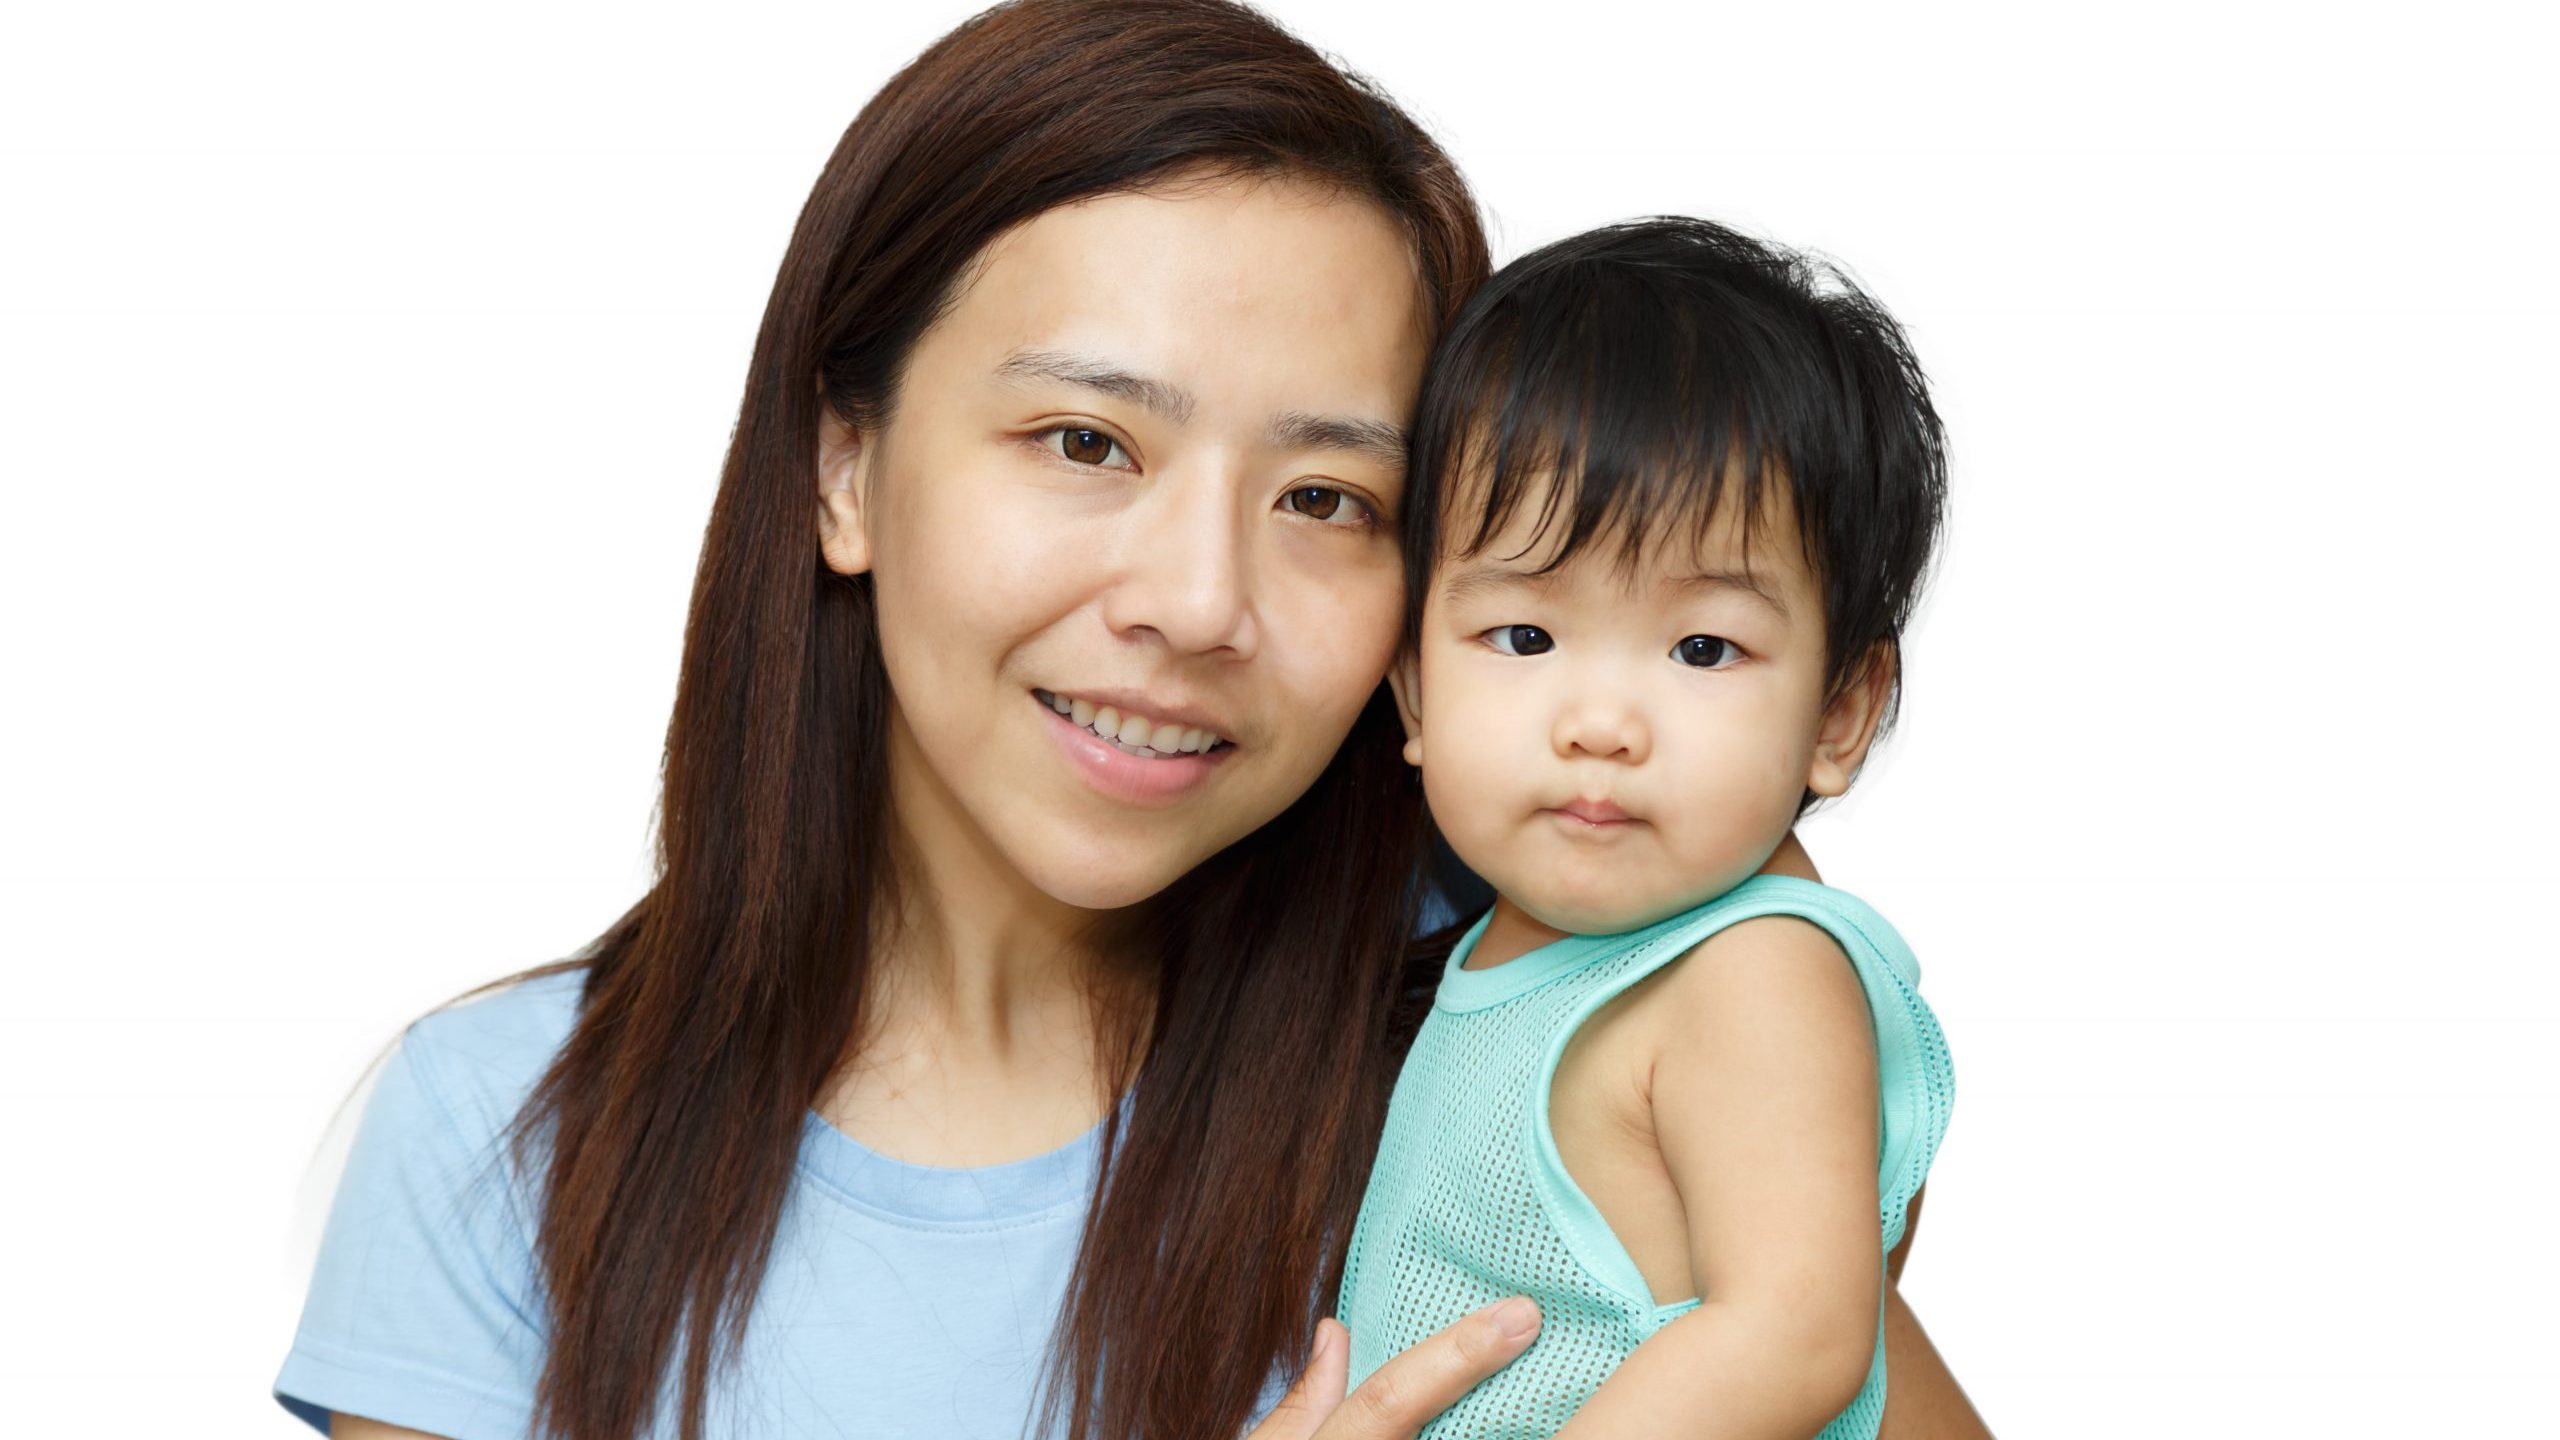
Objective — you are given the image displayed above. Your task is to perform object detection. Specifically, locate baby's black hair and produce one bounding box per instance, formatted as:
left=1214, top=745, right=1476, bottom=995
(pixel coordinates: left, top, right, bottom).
left=1403, top=216, right=1947, bottom=811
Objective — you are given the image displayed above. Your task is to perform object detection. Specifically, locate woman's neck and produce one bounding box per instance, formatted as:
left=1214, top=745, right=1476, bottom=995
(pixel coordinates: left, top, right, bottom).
left=811, top=719, right=1151, bottom=1165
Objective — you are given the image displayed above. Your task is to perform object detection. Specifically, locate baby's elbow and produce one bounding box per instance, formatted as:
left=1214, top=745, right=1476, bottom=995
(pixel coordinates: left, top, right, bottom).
left=1724, top=1287, right=1873, bottom=1423
left=1706, top=1292, right=1877, bottom=1422
left=1800, top=1321, right=1875, bottom=1418
left=1787, top=1306, right=1878, bottom=1420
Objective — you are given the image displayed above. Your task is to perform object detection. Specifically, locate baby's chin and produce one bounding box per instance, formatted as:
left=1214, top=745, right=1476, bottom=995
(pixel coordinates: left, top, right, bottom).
left=1506, top=879, right=1735, bottom=939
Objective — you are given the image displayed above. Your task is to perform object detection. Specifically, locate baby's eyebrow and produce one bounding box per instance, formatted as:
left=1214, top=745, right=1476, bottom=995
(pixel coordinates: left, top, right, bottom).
left=1437, top=565, right=1552, bottom=606
left=1671, top=568, right=1794, bottom=623
left=1439, top=562, right=1795, bottom=623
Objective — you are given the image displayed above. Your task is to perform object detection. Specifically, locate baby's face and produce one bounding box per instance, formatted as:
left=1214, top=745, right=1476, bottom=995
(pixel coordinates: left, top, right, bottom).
left=1399, top=481, right=1845, bottom=935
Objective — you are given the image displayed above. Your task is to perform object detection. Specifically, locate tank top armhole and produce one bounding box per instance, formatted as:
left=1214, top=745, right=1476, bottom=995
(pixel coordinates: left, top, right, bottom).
left=1706, top=878, right=1955, bottom=1252
left=1520, top=899, right=1764, bottom=1325
left=1752, top=879, right=1956, bottom=1252
left=1521, top=877, right=1955, bottom=1309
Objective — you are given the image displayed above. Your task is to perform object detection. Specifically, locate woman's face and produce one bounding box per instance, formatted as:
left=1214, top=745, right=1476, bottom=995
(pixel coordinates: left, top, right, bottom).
left=819, top=173, right=1431, bottom=911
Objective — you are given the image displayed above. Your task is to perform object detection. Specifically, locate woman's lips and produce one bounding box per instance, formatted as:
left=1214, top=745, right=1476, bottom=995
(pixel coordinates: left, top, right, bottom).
left=1033, top=690, right=1231, bottom=806
left=1033, top=687, right=1231, bottom=754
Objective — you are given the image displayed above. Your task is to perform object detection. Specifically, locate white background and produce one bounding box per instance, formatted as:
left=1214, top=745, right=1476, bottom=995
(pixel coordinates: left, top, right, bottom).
left=3, top=1, right=2552, bottom=1434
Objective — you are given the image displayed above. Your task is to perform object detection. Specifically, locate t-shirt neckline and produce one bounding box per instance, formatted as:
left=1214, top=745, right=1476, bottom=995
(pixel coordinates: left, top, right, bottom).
left=794, top=1087, right=1132, bottom=1225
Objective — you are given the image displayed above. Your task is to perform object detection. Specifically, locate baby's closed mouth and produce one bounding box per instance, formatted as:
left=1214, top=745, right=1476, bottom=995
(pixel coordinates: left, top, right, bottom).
left=1547, top=798, right=1640, bottom=827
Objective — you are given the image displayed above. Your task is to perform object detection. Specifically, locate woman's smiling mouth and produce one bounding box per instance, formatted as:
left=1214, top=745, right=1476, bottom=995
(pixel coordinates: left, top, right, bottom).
left=1030, top=686, right=1238, bottom=805
left=1031, top=687, right=1239, bottom=806
left=1032, top=688, right=1232, bottom=757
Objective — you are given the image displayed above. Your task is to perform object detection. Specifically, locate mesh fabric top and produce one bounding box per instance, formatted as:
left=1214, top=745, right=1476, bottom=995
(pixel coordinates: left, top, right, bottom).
left=1334, top=874, right=1956, bottom=1439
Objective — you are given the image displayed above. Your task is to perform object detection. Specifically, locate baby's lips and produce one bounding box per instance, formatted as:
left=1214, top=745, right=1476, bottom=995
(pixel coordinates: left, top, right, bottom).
left=1551, top=797, right=1638, bottom=825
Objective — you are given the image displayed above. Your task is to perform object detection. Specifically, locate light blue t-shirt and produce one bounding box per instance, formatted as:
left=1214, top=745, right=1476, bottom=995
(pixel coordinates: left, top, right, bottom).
left=274, top=968, right=1292, bottom=1438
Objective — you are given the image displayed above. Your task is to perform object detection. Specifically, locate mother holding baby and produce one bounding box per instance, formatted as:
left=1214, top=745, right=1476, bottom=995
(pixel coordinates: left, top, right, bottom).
left=273, top=2, right=1988, bottom=1437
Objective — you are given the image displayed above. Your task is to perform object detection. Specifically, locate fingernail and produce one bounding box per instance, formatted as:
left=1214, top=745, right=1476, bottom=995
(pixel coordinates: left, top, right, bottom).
left=1491, top=1298, right=1539, bottom=1340
left=1311, top=1323, right=1336, bottom=1363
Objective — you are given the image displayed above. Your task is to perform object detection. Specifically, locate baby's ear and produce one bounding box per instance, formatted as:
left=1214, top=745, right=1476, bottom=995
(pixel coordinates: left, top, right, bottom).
left=1385, top=649, right=1424, bottom=769
left=1806, top=642, right=1896, bottom=797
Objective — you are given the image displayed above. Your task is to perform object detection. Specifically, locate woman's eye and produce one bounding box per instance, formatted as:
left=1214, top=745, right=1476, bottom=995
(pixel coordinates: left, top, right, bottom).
left=1042, top=426, right=1133, bottom=469
left=1484, top=625, right=1554, bottom=657
left=1281, top=485, right=1373, bottom=527
left=1673, top=634, right=1740, bottom=668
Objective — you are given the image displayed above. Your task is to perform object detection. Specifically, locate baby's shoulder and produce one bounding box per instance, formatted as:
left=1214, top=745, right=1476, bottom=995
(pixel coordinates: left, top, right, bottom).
left=1632, top=908, right=1867, bottom=1030
left=1558, top=911, right=1866, bottom=1098
left=1622, top=875, right=1924, bottom=1032
left=1600, top=913, right=1882, bottom=1164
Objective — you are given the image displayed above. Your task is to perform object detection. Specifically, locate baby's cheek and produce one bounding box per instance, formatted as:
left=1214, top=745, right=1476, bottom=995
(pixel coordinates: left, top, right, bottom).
left=1663, top=753, right=1796, bottom=883
left=1418, top=727, right=1513, bottom=873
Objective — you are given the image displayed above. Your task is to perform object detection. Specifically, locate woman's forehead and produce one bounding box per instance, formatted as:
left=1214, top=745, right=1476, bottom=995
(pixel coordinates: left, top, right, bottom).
left=916, top=175, right=1432, bottom=420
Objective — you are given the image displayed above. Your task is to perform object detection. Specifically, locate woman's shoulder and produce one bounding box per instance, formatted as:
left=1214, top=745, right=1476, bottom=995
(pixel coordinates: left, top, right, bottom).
left=386, top=964, right=588, bottom=1145
left=277, top=967, right=586, bottom=1437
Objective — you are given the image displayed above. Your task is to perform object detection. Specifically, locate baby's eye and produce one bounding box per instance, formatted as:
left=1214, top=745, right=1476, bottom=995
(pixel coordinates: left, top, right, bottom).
left=1484, top=625, right=1555, bottom=657
left=1281, top=485, right=1375, bottom=528
left=1041, top=426, right=1134, bottom=470
left=1672, top=634, right=1741, bottom=669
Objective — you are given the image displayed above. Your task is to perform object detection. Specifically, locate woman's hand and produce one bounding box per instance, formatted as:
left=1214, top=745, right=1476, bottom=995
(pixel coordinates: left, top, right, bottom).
left=1250, top=1300, right=1542, bottom=1439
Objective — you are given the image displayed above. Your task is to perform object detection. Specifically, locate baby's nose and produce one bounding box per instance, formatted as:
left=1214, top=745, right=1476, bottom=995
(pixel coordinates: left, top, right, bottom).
left=1552, top=698, right=1649, bottom=764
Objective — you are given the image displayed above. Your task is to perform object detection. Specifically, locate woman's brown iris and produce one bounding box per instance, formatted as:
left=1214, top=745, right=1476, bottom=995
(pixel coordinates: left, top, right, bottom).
left=1062, top=428, right=1114, bottom=465
left=1289, top=486, right=1342, bottom=520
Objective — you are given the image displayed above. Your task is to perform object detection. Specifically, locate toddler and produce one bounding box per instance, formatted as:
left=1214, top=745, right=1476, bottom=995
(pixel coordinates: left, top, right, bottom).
left=1334, top=217, right=1956, bottom=1439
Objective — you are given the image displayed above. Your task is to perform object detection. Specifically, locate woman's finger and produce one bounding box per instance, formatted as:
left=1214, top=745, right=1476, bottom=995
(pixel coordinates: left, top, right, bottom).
left=1246, top=1317, right=1351, bottom=1439
left=1315, top=1299, right=1542, bottom=1440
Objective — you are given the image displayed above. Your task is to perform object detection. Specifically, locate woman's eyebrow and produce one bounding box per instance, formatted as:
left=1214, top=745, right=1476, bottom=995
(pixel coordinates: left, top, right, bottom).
left=995, top=349, right=1404, bottom=472
left=1269, top=411, right=1408, bottom=473
left=994, top=348, right=1196, bottom=424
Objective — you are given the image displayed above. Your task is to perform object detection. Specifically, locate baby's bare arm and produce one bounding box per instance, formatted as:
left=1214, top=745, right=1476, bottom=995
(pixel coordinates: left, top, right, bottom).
left=1553, top=916, right=1881, bottom=1440
left=1777, top=834, right=1991, bottom=1437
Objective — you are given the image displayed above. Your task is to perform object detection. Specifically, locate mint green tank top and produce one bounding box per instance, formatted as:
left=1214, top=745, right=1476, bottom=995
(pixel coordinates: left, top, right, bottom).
left=1334, top=875, right=1955, bottom=1439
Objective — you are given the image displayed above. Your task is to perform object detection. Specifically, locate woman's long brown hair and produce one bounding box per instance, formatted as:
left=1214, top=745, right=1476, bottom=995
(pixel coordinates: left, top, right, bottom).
left=483, top=3, right=1489, bottom=1437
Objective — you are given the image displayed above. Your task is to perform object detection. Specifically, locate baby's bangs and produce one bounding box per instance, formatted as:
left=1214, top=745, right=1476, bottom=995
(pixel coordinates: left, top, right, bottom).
left=1430, top=268, right=1799, bottom=581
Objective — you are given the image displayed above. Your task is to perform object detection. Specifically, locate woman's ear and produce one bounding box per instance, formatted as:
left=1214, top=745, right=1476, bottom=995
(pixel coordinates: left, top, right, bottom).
left=1386, top=649, right=1424, bottom=769
left=1805, top=642, right=1896, bottom=797
left=816, top=406, right=875, bottom=577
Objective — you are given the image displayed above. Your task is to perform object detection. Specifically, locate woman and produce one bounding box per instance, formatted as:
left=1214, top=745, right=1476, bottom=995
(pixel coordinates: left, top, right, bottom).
left=273, top=3, right=1986, bottom=1437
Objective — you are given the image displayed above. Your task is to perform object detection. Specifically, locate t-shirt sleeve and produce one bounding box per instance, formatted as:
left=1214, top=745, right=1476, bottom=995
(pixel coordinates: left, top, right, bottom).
left=273, top=1019, right=550, bottom=1439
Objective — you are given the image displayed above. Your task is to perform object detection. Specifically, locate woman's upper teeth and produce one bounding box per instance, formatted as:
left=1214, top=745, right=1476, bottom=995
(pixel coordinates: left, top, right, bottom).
left=1038, top=690, right=1226, bottom=754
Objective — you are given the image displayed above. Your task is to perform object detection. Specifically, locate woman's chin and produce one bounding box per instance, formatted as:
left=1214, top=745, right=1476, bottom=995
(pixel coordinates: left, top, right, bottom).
left=993, top=786, right=1281, bottom=914
left=1015, top=843, right=1214, bottom=914
left=1040, top=874, right=1179, bottom=914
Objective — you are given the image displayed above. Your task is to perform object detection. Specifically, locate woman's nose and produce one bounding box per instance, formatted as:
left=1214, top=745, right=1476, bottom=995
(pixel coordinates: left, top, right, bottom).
left=1551, top=692, right=1650, bottom=765
left=1096, top=463, right=1259, bottom=659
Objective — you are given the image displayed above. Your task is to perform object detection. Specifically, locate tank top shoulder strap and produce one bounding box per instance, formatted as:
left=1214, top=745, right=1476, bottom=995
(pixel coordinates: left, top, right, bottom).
left=1523, top=875, right=1955, bottom=1305
left=1731, top=878, right=1954, bottom=1248
left=1527, top=873, right=1914, bottom=1047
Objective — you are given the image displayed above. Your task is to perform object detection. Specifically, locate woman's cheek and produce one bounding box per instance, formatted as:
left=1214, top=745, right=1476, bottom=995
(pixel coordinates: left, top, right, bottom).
left=1271, top=544, right=1404, bottom=723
